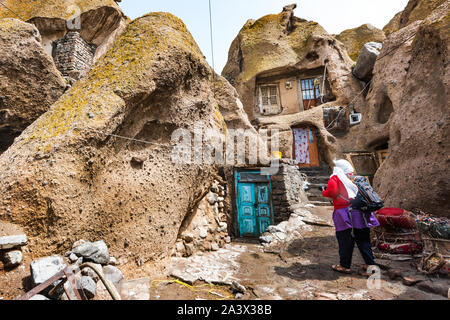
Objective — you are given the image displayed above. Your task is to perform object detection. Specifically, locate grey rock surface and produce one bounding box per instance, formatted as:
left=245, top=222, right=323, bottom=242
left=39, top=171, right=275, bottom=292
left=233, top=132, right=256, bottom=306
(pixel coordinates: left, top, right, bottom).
left=353, top=42, right=382, bottom=80
left=30, top=256, right=66, bottom=287
left=103, top=265, right=124, bottom=291
left=80, top=276, right=97, bottom=299
left=72, top=240, right=110, bottom=264
left=0, top=235, right=27, bottom=250
left=2, top=250, right=22, bottom=267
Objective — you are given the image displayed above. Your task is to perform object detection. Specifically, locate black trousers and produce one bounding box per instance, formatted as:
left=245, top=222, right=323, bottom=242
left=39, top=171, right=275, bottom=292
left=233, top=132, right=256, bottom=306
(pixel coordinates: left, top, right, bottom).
left=336, top=228, right=376, bottom=269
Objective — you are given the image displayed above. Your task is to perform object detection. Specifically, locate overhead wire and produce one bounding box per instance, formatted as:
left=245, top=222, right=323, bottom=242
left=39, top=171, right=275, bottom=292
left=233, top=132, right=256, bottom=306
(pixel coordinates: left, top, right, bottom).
left=0, top=1, right=24, bottom=20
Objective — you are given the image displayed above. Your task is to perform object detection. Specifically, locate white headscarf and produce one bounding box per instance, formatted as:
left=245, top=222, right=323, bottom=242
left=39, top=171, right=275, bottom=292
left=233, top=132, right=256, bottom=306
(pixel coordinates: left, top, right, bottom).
left=331, top=159, right=358, bottom=199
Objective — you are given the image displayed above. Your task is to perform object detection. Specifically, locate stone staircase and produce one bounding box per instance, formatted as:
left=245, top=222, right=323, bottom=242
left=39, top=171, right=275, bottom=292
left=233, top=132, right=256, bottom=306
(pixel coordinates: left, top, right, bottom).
left=298, top=167, right=333, bottom=207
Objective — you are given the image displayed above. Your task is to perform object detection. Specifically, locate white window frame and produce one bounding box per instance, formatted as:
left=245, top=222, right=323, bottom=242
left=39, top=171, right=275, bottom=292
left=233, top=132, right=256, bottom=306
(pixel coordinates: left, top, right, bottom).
left=257, top=84, right=281, bottom=115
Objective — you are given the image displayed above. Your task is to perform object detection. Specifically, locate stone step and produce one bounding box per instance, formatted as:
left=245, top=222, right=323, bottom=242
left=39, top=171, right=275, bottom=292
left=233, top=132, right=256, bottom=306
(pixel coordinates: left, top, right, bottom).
left=308, top=195, right=332, bottom=203
left=310, top=201, right=333, bottom=207
left=307, top=177, right=330, bottom=184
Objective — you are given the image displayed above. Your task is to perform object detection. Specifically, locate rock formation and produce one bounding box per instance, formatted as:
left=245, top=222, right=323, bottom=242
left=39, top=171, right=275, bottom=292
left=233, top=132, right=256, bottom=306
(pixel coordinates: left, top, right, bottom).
left=336, top=24, right=386, bottom=61
left=372, top=2, right=449, bottom=216
left=0, top=0, right=128, bottom=77
left=0, top=19, right=66, bottom=153
left=221, top=5, right=367, bottom=165
left=222, top=5, right=363, bottom=119
left=383, top=0, right=447, bottom=35
left=0, top=13, right=259, bottom=263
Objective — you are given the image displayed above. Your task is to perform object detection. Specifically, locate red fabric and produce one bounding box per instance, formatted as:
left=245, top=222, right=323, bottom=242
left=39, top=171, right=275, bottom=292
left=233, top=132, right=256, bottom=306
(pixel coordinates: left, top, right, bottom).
left=322, top=175, right=351, bottom=211
left=377, top=208, right=405, bottom=217
left=377, top=242, right=424, bottom=255
left=376, top=208, right=417, bottom=230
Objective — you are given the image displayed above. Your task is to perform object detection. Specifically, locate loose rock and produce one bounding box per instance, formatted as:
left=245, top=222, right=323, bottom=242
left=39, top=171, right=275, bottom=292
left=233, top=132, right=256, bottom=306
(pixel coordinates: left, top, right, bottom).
left=80, top=276, right=97, bottom=299
left=2, top=250, right=22, bottom=267
left=72, top=240, right=110, bottom=265
left=0, top=234, right=27, bottom=250
left=103, top=265, right=124, bottom=291
left=352, top=42, right=382, bottom=80
left=30, top=256, right=66, bottom=287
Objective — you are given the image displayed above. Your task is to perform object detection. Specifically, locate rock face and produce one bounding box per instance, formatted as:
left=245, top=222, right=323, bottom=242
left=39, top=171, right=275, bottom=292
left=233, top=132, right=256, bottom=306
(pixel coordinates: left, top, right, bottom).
left=383, top=0, right=448, bottom=35
left=222, top=5, right=364, bottom=122
left=0, top=0, right=125, bottom=49
left=336, top=24, right=386, bottom=61
left=0, top=13, right=259, bottom=263
left=0, top=19, right=66, bottom=153
left=254, top=107, right=338, bottom=167
left=0, top=0, right=128, bottom=79
left=368, top=2, right=449, bottom=216
left=352, top=42, right=382, bottom=81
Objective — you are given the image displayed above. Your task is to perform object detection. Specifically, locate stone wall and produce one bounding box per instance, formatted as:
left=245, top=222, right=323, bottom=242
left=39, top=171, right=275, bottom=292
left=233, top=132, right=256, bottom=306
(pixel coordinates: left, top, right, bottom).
left=173, top=179, right=231, bottom=257
left=271, top=160, right=309, bottom=224
left=54, top=31, right=97, bottom=78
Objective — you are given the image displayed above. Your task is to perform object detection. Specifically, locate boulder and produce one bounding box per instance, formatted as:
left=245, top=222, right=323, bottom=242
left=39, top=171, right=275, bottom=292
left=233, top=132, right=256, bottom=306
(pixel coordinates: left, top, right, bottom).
left=222, top=5, right=363, bottom=123
left=0, top=12, right=259, bottom=262
left=0, top=19, right=66, bottom=153
left=30, top=256, right=66, bottom=287
left=372, top=2, right=450, bottom=217
left=336, top=24, right=386, bottom=61
left=0, top=0, right=126, bottom=49
left=352, top=42, right=382, bottom=81
left=0, top=234, right=27, bottom=250
left=72, top=241, right=110, bottom=265
left=383, top=0, right=447, bottom=35
left=103, top=265, right=124, bottom=291
left=2, top=250, right=23, bottom=267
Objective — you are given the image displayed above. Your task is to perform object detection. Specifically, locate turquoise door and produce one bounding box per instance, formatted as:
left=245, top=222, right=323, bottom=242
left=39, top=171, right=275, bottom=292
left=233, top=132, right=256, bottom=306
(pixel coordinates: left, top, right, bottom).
left=235, top=171, right=274, bottom=238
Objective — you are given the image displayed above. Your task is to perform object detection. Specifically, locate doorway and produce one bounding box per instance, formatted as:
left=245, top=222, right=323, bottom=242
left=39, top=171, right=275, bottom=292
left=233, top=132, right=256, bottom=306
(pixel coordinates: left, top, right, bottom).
left=293, top=127, right=320, bottom=168
left=235, top=170, right=274, bottom=238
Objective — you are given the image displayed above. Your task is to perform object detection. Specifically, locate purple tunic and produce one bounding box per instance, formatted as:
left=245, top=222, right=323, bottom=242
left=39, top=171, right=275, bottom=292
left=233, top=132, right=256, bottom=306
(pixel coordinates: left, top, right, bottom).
left=333, top=207, right=380, bottom=232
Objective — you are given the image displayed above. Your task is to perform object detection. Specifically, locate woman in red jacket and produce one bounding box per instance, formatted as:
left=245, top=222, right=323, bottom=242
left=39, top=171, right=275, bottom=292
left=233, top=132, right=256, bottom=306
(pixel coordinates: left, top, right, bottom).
left=322, top=160, right=380, bottom=274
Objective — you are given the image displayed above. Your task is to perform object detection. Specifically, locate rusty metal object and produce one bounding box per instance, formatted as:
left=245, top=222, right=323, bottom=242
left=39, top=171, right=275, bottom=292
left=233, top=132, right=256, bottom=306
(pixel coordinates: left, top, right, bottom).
left=80, top=262, right=121, bottom=300
left=16, top=263, right=121, bottom=300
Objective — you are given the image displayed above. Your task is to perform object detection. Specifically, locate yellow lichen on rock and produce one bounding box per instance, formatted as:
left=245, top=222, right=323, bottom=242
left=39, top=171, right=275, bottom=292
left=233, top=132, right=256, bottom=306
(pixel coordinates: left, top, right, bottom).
left=224, top=13, right=326, bottom=84
left=383, top=0, right=448, bottom=35
left=0, top=0, right=121, bottom=21
left=336, top=24, right=386, bottom=61
left=17, top=12, right=206, bottom=153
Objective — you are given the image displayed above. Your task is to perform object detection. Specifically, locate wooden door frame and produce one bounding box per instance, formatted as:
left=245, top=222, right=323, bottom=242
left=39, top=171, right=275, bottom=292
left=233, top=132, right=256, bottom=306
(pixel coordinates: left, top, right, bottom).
left=292, top=126, right=320, bottom=168
left=233, top=169, right=274, bottom=239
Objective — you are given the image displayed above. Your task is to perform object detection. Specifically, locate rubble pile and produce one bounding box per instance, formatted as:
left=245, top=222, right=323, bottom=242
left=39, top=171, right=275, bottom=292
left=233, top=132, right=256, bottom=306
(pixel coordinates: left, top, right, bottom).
left=24, top=239, right=124, bottom=300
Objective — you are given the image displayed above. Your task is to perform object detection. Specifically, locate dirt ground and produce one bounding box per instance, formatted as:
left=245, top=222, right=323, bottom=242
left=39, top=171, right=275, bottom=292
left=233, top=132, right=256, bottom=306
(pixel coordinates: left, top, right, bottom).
left=1, top=206, right=448, bottom=300
left=157, top=206, right=448, bottom=301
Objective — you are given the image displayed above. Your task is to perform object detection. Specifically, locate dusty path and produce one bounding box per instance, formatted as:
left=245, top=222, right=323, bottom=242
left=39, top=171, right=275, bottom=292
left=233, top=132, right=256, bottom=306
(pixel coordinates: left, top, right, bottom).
left=167, top=206, right=448, bottom=300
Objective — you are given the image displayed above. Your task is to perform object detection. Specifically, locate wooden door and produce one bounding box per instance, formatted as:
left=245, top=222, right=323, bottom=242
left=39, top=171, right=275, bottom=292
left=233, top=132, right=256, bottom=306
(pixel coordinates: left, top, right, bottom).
left=293, top=127, right=320, bottom=168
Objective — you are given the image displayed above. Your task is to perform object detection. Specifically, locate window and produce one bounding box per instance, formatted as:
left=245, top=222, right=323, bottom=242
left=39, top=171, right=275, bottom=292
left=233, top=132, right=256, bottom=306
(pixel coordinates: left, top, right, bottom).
left=257, top=84, right=281, bottom=115
left=300, top=78, right=321, bottom=110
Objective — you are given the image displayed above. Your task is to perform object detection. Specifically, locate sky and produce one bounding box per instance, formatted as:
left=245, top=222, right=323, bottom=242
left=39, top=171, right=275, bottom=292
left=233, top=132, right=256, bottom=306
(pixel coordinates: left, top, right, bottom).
left=119, top=0, right=409, bottom=73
